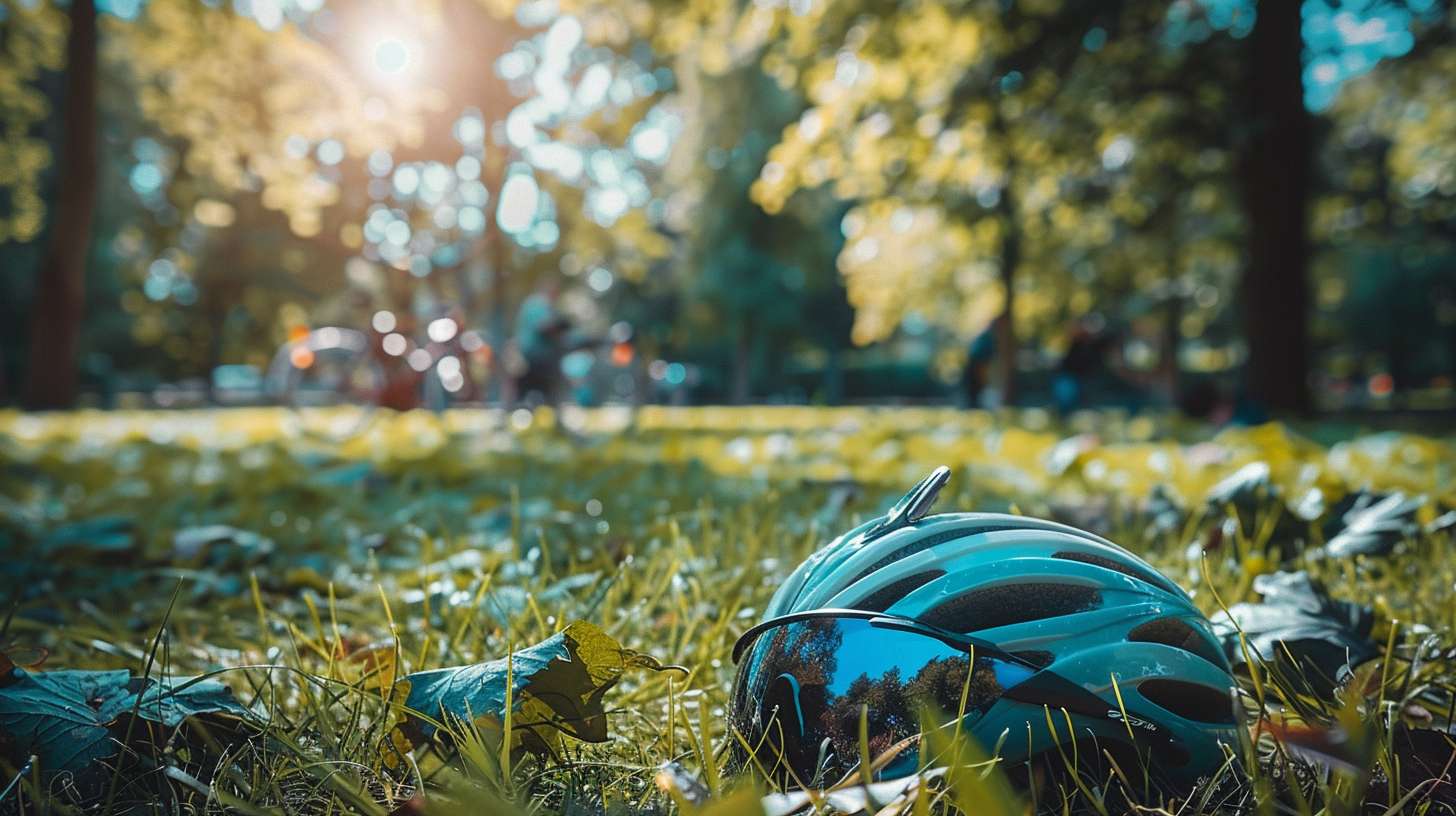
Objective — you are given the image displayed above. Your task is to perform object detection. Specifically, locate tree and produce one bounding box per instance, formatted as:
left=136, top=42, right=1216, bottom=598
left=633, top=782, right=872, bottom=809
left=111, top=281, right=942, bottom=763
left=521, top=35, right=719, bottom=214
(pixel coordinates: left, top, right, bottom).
left=20, top=0, right=96, bottom=409
left=745, top=0, right=1251, bottom=407
left=543, top=0, right=858, bottom=404
left=3, top=0, right=684, bottom=399
left=1237, top=0, right=1312, bottom=415
left=1307, top=1, right=1456, bottom=402
left=672, top=65, right=835, bottom=403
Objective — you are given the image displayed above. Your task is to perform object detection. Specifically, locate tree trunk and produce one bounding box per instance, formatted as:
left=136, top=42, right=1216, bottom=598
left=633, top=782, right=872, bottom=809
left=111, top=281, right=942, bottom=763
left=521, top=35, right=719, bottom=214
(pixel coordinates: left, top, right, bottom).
left=1238, top=0, right=1312, bottom=416
left=21, top=0, right=97, bottom=410
left=1158, top=287, right=1182, bottom=409
left=822, top=342, right=843, bottom=406
left=730, top=316, right=752, bottom=405
left=487, top=232, right=517, bottom=408
left=996, top=207, right=1020, bottom=408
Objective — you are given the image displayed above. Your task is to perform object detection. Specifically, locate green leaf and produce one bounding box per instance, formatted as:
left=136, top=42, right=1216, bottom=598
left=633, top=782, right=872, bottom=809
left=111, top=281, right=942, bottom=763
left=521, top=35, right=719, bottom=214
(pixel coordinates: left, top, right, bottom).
left=40, top=516, right=135, bottom=557
left=1211, top=570, right=1378, bottom=698
left=94, top=675, right=254, bottom=727
left=0, top=667, right=255, bottom=790
left=397, top=620, right=662, bottom=754
left=0, top=669, right=129, bottom=782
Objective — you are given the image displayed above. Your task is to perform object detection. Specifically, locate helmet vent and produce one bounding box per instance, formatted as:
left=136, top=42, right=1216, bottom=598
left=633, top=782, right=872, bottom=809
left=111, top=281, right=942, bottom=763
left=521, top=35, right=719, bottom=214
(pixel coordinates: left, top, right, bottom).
left=1051, top=551, right=1180, bottom=594
left=1127, top=618, right=1226, bottom=667
left=1012, top=649, right=1055, bottom=669
left=849, top=526, right=1028, bottom=586
left=1137, top=679, right=1236, bottom=725
left=853, top=569, right=946, bottom=612
left=920, top=583, right=1103, bottom=633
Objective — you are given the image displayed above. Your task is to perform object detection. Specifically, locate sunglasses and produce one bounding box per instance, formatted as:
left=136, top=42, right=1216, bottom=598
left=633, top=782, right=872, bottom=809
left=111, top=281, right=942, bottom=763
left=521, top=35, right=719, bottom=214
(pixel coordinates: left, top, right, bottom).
left=729, top=609, right=1184, bottom=788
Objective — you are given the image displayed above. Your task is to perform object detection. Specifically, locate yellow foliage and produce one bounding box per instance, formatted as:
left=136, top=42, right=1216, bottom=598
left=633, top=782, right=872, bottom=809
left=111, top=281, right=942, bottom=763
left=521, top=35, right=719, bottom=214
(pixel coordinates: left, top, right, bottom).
left=0, top=0, right=66, bottom=242
left=110, top=0, right=425, bottom=236
left=13, top=403, right=1449, bottom=516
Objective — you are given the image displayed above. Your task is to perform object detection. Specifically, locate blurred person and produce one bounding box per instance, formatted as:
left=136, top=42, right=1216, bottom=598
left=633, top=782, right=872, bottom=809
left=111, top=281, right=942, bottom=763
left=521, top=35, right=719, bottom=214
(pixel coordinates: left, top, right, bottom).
left=377, top=365, right=425, bottom=411
left=959, top=315, right=1004, bottom=409
left=1178, top=378, right=1269, bottom=427
left=513, top=282, right=571, bottom=408
left=1052, top=314, right=1115, bottom=413
left=1177, top=379, right=1235, bottom=426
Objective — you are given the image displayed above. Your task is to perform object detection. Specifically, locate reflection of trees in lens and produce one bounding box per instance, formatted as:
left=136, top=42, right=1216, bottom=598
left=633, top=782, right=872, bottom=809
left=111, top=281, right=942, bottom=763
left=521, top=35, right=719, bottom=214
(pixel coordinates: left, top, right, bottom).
left=754, top=620, right=845, bottom=782
left=750, top=624, right=1016, bottom=786
left=910, top=655, right=1007, bottom=718
left=817, top=654, right=1005, bottom=774
left=760, top=618, right=841, bottom=689
left=823, top=667, right=913, bottom=761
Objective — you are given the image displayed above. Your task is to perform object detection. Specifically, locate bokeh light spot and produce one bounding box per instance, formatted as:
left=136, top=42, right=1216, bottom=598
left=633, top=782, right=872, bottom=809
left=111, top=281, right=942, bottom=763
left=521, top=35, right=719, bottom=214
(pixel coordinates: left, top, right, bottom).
left=317, top=139, right=345, bottom=166
left=368, top=150, right=393, bottom=177
left=283, top=134, right=309, bottom=160
left=374, top=38, right=410, bottom=74
left=290, top=345, right=315, bottom=369
left=1369, top=373, right=1395, bottom=397
left=497, top=173, right=541, bottom=234
left=407, top=348, right=433, bottom=371
left=457, top=206, right=486, bottom=233
left=455, top=155, right=482, bottom=181
left=130, top=164, right=164, bottom=195
left=427, top=318, right=458, bottom=343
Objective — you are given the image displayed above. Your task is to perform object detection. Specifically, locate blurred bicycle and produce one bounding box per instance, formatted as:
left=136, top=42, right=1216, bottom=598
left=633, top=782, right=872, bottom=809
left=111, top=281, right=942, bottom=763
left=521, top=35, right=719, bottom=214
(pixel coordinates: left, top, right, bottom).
left=264, top=327, right=385, bottom=407
left=265, top=314, right=490, bottom=412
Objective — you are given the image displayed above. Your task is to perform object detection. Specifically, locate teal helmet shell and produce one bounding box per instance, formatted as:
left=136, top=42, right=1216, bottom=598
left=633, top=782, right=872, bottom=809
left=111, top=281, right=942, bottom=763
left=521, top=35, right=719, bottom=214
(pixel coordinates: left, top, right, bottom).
left=761, top=467, right=1246, bottom=790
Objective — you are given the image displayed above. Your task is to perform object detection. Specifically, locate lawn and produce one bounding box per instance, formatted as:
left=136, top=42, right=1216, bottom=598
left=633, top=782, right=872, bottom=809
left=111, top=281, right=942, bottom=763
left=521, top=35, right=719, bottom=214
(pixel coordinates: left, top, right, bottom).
left=3, top=406, right=1456, bottom=815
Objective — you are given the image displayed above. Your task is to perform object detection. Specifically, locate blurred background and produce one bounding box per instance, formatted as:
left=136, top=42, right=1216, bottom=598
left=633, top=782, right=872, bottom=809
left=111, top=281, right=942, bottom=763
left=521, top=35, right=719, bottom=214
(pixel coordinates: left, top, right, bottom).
left=2, top=0, right=1454, bottom=421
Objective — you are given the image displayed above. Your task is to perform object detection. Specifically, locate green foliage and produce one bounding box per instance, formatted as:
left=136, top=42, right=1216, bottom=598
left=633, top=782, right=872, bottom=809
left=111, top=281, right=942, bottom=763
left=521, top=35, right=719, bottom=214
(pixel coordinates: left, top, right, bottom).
left=399, top=619, right=673, bottom=753
left=0, top=666, right=254, bottom=794
left=0, top=0, right=66, bottom=245
left=3, top=407, right=1456, bottom=813
left=745, top=0, right=1245, bottom=363
left=921, top=706, right=1025, bottom=816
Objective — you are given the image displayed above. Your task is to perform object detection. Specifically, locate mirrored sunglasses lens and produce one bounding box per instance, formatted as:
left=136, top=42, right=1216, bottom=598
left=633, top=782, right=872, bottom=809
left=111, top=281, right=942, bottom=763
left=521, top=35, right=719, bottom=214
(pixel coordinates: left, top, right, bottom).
left=730, top=617, right=1032, bottom=788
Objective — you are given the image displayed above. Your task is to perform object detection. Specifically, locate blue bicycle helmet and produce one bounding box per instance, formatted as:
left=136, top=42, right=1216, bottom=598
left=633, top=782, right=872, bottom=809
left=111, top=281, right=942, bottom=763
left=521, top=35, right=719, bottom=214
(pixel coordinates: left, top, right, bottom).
left=729, top=467, right=1245, bottom=791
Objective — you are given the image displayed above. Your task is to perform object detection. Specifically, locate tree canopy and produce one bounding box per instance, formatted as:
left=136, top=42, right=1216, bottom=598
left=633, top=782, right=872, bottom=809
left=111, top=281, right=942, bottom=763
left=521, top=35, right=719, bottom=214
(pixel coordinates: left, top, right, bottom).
left=2, top=0, right=1455, bottom=412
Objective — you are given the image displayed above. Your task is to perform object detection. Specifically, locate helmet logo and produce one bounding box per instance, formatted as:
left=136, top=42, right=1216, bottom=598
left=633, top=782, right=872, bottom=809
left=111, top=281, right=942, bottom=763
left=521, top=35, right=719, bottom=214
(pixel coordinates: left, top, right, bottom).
left=1107, top=709, right=1159, bottom=732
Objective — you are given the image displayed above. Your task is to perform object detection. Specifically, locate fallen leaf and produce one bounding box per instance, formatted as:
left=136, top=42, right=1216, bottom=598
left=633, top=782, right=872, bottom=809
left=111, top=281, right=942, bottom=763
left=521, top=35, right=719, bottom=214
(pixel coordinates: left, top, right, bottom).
left=2, top=648, right=47, bottom=670
left=171, top=524, right=275, bottom=565
left=0, top=668, right=254, bottom=796
left=1324, top=492, right=1423, bottom=558
left=40, top=517, right=135, bottom=559
left=1211, top=570, right=1378, bottom=698
left=397, top=620, right=673, bottom=755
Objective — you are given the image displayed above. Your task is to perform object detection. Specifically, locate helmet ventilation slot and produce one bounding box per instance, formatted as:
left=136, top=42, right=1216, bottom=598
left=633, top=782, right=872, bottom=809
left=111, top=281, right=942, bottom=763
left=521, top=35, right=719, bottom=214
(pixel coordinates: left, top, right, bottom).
left=853, top=569, right=946, bottom=612
left=1012, top=649, right=1055, bottom=669
left=848, top=526, right=1032, bottom=586
left=1127, top=617, right=1227, bottom=667
left=1051, top=551, right=1179, bottom=593
left=919, top=583, right=1103, bottom=633
left=1136, top=679, right=1236, bottom=725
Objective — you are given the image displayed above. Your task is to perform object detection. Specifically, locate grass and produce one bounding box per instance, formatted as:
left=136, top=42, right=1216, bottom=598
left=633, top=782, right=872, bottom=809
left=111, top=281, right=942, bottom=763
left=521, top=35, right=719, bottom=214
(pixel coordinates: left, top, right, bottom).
left=2, top=406, right=1456, bottom=815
